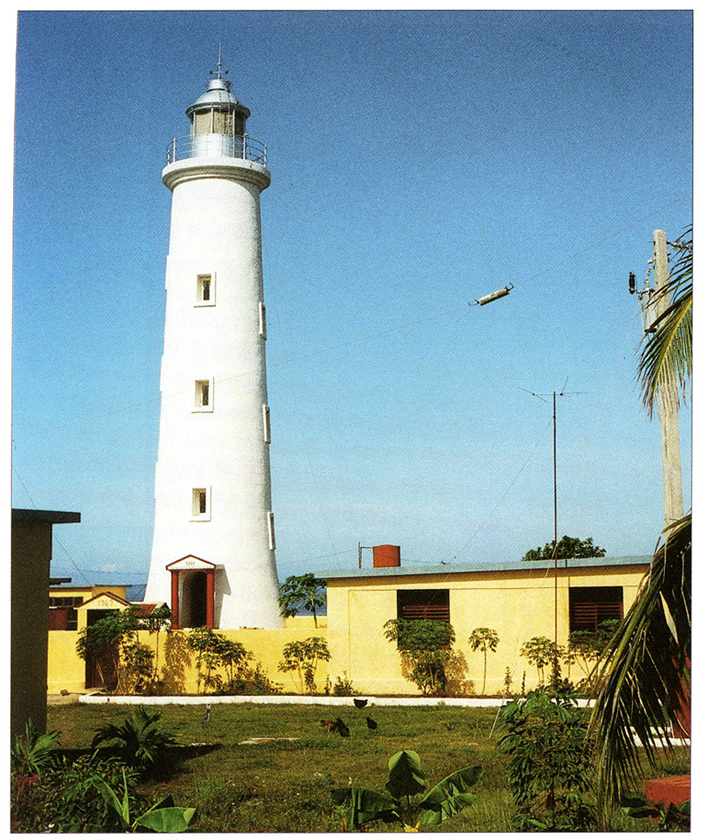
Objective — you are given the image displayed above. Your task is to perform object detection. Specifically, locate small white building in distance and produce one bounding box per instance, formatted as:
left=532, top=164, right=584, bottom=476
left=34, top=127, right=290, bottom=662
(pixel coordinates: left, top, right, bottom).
left=144, top=65, right=283, bottom=630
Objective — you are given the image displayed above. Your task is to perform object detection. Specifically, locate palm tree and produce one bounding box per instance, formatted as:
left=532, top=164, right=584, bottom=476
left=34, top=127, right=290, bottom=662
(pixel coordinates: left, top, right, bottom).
left=590, top=229, right=691, bottom=820
left=468, top=627, right=499, bottom=695
left=590, top=515, right=690, bottom=813
left=638, top=227, right=692, bottom=415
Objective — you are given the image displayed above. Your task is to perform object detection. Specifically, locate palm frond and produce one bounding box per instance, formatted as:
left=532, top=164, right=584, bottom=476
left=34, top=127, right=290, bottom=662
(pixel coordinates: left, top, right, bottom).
left=589, top=515, right=691, bottom=815
left=638, top=229, right=692, bottom=416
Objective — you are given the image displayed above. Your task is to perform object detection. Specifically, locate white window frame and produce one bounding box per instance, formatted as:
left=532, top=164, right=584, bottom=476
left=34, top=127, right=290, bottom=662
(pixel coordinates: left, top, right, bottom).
left=196, top=273, right=216, bottom=307
left=193, top=378, right=214, bottom=413
left=191, top=487, right=212, bottom=521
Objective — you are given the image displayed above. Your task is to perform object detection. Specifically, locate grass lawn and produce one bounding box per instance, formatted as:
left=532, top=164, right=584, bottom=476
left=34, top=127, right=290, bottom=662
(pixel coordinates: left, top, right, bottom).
left=46, top=700, right=689, bottom=833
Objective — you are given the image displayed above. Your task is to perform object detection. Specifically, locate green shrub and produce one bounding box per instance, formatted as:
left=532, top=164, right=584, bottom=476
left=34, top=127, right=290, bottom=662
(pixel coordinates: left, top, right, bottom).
left=11, top=721, right=196, bottom=833
left=186, top=627, right=265, bottom=695
left=76, top=607, right=154, bottom=695
left=11, top=722, right=60, bottom=777
left=496, top=687, right=597, bottom=831
left=11, top=749, right=147, bottom=833
left=278, top=637, right=331, bottom=694
left=383, top=618, right=456, bottom=695
left=620, top=793, right=690, bottom=831
left=91, top=706, right=177, bottom=772
left=331, top=749, right=482, bottom=830
left=332, top=673, right=355, bottom=696
left=520, top=636, right=566, bottom=687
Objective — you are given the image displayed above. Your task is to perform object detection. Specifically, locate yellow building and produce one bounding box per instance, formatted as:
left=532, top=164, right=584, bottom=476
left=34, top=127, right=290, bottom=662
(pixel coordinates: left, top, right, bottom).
left=322, top=554, right=651, bottom=696
left=49, top=584, right=128, bottom=630
left=46, top=554, right=650, bottom=698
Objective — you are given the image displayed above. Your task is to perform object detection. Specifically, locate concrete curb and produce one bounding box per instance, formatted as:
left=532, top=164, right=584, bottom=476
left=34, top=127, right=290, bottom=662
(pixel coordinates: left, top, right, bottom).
left=76, top=694, right=594, bottom=708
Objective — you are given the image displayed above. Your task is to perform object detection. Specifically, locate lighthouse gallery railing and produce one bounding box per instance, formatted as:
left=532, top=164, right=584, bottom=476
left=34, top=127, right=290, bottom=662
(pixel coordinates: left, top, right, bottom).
left=166, top=134, right=267, bottom=167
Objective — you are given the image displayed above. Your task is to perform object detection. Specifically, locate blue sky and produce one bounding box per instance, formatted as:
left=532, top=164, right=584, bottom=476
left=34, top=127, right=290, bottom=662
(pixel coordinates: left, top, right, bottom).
left=12, top=9, right=693, bottom=584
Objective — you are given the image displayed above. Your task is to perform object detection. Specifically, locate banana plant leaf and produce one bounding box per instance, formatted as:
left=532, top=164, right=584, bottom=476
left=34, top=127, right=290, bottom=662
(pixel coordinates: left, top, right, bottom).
left=620, top=793, right=659, bottom=820
left=385, top=750, right=427, bottom=799
left=621, top=793, right=690, bottom=830
left=134, top=806, right=197, bottom=832
left=417, top=765, right=483, bottom=826
left=91, top=774, right=131, bottom=830
left=92, top=773, right=196, bottom=833
left=330, top=787, right=399, bottom=831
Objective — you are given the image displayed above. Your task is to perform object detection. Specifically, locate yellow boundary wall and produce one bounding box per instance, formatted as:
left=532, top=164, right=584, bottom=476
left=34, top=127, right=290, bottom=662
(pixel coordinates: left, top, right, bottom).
left=48, top=616, right=328, bottom=696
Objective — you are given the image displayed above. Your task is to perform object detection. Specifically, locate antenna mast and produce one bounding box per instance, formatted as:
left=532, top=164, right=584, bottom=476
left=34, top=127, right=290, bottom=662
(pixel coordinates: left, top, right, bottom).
left=211, top=44, right=228, bottom=80
left=521, top=382, right=585, bottom=646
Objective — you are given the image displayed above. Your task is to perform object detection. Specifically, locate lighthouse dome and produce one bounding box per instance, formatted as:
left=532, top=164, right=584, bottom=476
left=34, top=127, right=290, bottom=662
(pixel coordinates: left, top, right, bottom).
left=186, top=77, right=251, bottom=121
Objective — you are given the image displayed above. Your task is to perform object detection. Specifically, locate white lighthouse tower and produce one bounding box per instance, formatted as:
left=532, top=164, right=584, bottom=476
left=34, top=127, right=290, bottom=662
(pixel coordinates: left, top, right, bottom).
left=145, top=66, right=283, bottom=629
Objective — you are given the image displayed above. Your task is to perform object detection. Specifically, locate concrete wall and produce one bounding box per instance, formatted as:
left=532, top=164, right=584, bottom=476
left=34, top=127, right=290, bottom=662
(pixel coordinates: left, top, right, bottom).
left=326, top=564, right=648, bottom=696
left=48, top=629, right=87, bottom=693
left=12, top=521, right=53, bottom=739
left=48, top=615, right=327, bottom=696
left=12, top=510, right=81, bottom=740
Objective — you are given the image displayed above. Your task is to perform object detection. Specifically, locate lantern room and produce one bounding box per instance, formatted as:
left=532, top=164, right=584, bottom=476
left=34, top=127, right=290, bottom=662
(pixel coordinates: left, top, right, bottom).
left=185, top=72, right=250, bottom=158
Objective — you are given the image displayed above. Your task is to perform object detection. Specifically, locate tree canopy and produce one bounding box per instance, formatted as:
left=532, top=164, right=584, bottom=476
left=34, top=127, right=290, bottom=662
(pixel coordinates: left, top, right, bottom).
left=383, top=618, right=457, bottom=696
left=521, top=535, right=606, bottom=562
left=278, top=573, right=327, bottom=626
left=638, top=227, right=692, bottom=416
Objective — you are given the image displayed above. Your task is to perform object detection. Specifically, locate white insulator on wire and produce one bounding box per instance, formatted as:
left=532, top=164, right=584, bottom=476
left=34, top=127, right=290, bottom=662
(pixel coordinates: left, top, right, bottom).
left=470, top=284, right=514, bottom=306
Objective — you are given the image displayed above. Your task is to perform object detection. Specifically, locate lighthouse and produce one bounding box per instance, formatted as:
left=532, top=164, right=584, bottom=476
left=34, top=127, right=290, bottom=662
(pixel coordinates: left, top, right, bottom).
left=144, top=66, right=283, bottom=629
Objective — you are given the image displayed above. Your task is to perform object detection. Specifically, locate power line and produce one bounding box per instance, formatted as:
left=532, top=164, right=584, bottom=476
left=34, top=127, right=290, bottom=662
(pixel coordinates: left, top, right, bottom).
left=512, top=193, right=691, bottom=291
left=13, top=194, right=691, bottom=446
left=454, top=418, right=552, bottom=560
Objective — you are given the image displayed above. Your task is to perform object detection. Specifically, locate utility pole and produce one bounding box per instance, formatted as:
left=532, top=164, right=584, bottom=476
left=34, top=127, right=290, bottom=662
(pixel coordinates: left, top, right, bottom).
left=632, top=230, right=684, bottom=527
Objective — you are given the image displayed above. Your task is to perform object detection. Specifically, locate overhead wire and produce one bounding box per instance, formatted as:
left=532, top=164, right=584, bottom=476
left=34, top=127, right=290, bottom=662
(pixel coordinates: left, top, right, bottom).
left=12, top=459, right=92, bottom=586
left=11, top=194, right=691, bottom=445
left=419, top=309, right=650, bottom=701
left=557, top=310, right=640, bottom=537
left=12, top=198, right=689, bottom=590
left=510, top=193, right=691, bottom=292
left=453, top=417, right=552, bottom=561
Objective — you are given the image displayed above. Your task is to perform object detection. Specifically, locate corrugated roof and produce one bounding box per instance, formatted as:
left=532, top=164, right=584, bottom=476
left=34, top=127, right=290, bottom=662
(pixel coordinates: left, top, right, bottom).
left=318, top=554, right=652, bottom=580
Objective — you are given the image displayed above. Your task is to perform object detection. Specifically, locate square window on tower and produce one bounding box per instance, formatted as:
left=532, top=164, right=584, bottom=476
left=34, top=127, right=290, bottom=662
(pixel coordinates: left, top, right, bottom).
left=193, top=379, right=214, bottom=412
left=191, top=487, right=211, bottom=521
left=196, top=273, right=215, bottom=306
